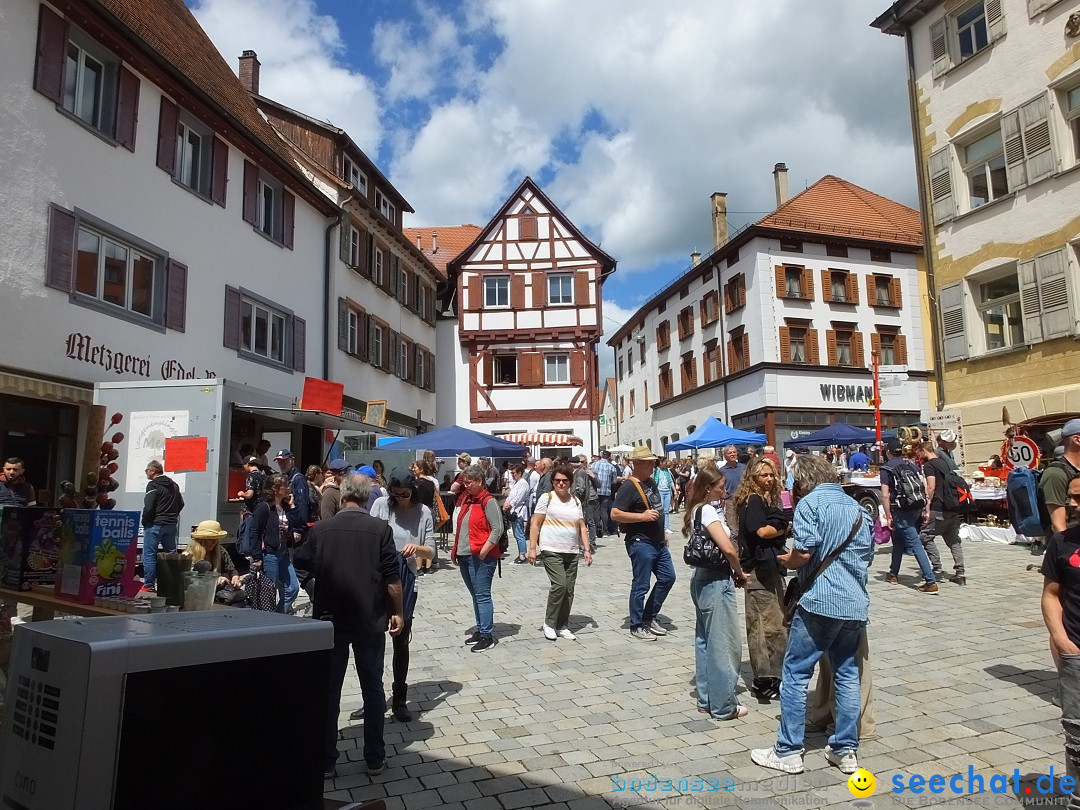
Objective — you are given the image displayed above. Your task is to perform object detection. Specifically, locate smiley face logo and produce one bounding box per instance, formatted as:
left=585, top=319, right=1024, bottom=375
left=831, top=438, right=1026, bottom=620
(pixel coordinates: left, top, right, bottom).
left=848, top=768, right=876, bottom=798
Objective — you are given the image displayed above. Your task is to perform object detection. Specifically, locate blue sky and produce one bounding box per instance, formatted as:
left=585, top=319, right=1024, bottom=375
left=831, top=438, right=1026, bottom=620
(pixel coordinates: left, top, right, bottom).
left=189, top=0, right=917, bottom=356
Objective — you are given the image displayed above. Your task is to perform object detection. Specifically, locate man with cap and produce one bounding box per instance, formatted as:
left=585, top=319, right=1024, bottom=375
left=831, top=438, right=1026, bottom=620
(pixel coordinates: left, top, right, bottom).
left=321, top=459, right=350, bottom=520
left=274, top=450, right=311, bottom=539
left=935, top=430, right=959, bottom=471
left=357, top=465, right=386, bottom=511
left=1041, top=419, right=1080, bottom=534
left=611, top=446, right=675, bottom=640
left=881, top=441, right=938, bottom=593
left=592, top=450, right=619, bottom=536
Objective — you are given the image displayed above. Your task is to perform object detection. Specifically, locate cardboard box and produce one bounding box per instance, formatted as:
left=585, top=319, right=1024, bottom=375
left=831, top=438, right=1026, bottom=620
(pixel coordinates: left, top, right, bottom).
left=0, top=507, right=63, bottom=591
left=55, top=510, right=140, bottom=604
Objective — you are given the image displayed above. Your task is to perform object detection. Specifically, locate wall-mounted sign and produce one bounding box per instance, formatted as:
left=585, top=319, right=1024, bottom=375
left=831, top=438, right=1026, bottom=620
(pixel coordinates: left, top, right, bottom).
left=65, top=333, right=217, bottom=381
left=819, top=384, right=874, bottom=404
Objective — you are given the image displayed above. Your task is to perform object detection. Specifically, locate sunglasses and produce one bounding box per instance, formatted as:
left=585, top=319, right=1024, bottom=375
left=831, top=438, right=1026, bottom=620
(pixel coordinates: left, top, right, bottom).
left=392, top=490, right=412, bottom=499
left=553, top=478, right=571, bottom=484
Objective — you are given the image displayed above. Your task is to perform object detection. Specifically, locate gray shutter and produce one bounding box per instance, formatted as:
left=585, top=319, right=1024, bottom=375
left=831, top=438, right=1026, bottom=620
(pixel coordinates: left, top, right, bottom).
left=114, top=66, right=140, bottom=152
left=165, top=259, right=187, bottom=332
left=242, top=161, right=257, bottom=225
left=368, top=319, right=378, bottom=365
left=34, top=5, right=67, bottom=104
left=210, top=137, right=228, bottom=207
left=1021, top=94, right=1055, bottom=184
left=389, top=330, right=399, bottom=374
left=1036, top=249, right=1073, bottom=340
left=337, top=297, right=349, bottom=352
left=928, top=147, right=955, bottom=224
left=939, top=281, right=967, bottom=361
left=339, top=222, right=351, bottom=265
left=156, top=96, right=179, bottom=175
left=45, top=205, right=76, bottom=292
left=363, top=231, right=374, bottom=279
left=357, top=311, right=367, bottom=359
left=390, top=255, right=401, bottom=299
left=1019, top=258, right=1043, bottom=344
left=1002, top=110, right=1028, bottom=191
left=986, top=0, right=1006, bottom=41
left=929, top=18, right=950, bottom=78
left=282, top=190, right=295, bottom=249
left=223, top=286, right=241, bottom=349
left=292, top=316, right=306, bottom=372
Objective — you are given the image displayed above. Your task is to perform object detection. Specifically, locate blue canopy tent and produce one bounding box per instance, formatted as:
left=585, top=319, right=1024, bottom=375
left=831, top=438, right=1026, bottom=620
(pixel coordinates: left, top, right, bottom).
left=664, top=416, right=766, bottom=452
left=784, top=423, right=895, bottom=448
left=372, top=425, right=526, bottom=457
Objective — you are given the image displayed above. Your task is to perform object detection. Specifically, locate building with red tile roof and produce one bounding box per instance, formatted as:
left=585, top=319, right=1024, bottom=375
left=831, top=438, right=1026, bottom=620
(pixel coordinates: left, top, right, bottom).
left=402, top=226, right=483, bottom=278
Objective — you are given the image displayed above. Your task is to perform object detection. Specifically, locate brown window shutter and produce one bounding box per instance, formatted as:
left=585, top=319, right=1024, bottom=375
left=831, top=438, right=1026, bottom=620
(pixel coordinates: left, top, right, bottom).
left=688, top=308, right=695, bottom=335
left=852, top=332, right=865, bottom=368
left=779, top=326, right=791, bottom=363
left=821, top=269, right=832, bottom=302
left=34, top=5, right=68, bottom=104
left=723, top=283, right=733, bottom=314
left=381, top=251, right=393, bottom=293
left=571, top=351, right=586, bottom=386
left=575, top=270, right=590, bottom=305
left=481, top=351, right=493, bottom=386
left=865, top=274, right=875, bottom=306
left=806, top=328, right=820, bottom=365
left=895, top=334, right=908, bottom=365
left=358, top=311, right=368, bottom=359
left=339, top=221, right=351, bottom=265
left=114, top=66, right=140, bottom=152
left=871, top=332, right=882, bottom=358
left=337, top=298, right=349, bottom=352
left=292, top=317, right=306, bottom=372
left=738, top=276, right=746, bottom=308
left=282, top=190, right=295, bottom=249
left=775, top=265, right=785, bottom=299
left=741, top=334, right=749, bottom=369
left=520, top=352, right=542, bottom=387
left=388, top=329, right=399, bottom=373
left=890, top=277, right=902, bottom=307
left=223, top=286, right=241, bottom=349
left=165, top=259, right=187, bottom=332
left=826, top=329, right=838, bottom=366
left=468, top=274, right=480, bottom=310
left=847, top=273, right=859, bottom=305
left=511, top=274, right=525, bottom=309
left=699, top=298, right=708, bottom=324
left=520, top=216, right=537, bottom=240
left=45, top=205, right=76, bottom=292
left=242, top=161, right=258, bottom=225
left=802, top=267, right=814, bottom=300
left=210, top=137, right=228, bottom=207
left=532, top=271, right=547, bottom=307
left=690, top=357, right=698, bottom=388
left=703, top=350, right=712, bottom=384
left=157, top=97, right=179, bottom=176
left=727, top=341, right=737, bottom=373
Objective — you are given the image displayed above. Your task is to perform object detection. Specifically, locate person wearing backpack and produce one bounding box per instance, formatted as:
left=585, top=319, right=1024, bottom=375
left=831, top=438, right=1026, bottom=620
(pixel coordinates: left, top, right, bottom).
left=917, top=442, right=967, bottom=585
left=880, top=441, right=938, bottom=594
left=1041, top=420, right=1080, bottom=535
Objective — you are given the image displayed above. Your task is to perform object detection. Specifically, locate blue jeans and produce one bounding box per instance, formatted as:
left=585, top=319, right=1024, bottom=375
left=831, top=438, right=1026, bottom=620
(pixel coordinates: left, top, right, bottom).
left=261, top=549, right=300, bottom=614
left=512, top=515, right=528, bottom=556
left=659, top=490, right=672, bottom=530
left=142, top=523, right=178, bottom=588
left=326, top=629, right=386, bottom=770
left=775, top=609, right=864, bottom=757
left=626, top=540, right=676, bottom=629
left=459, top=554, right=498, bottom=637
left=889, top=509, right=936, bottom=583
left=690, top=569, right=741, bottom=719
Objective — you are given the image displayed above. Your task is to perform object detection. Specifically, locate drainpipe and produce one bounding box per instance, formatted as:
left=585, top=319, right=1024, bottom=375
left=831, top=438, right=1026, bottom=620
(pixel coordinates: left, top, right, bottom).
left=324, top=206, right=347, bottom=380
left=613, top=343, right=620, bottom=446
left=901, top=17, right=946, bottom=412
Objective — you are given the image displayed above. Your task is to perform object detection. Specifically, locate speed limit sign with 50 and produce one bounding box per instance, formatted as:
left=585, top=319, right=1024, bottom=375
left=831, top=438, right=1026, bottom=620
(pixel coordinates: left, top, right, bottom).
left=1005, top=436, right=1040, bottom=470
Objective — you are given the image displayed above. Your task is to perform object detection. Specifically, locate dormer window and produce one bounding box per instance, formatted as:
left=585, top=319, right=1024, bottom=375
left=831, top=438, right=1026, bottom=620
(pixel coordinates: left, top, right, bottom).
left=343, top=157, right=368, bottom=195
left=376, top=191, right=395, bottom=224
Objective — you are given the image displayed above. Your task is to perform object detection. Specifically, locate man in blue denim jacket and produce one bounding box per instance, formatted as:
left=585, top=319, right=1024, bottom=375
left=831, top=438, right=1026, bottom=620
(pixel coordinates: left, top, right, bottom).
left=751, top=454, right=873, bottom=776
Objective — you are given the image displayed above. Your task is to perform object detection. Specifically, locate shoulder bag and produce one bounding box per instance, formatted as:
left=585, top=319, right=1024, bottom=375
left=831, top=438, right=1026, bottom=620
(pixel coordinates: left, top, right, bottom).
left=781, top=513, right=863, bottom=627
left=683, top=506, right=730, bottom=571
left=620, top=478, right=656, bottom=541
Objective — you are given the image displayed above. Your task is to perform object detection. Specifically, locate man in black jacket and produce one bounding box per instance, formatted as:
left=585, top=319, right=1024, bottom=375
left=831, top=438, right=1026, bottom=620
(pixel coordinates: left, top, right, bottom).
left=294, top=473, right=403, bottom=780
left=140, top=460, right=184, bottom=594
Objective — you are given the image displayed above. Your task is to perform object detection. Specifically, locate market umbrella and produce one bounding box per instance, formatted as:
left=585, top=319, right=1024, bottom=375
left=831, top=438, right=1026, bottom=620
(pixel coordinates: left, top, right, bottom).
left=784, top=423, right=894, bottom=448
left=499, top=432, right=583, bottom=446
left=664, top=416, right=766, bottom=452
left=376, top=424, right=527, bottom=457
left=606, top=444, right=635, bottom=453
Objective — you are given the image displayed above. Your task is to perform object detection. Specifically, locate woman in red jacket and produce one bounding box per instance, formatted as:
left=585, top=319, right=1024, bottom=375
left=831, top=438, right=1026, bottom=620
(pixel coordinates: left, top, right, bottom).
left=453, top=465, right=504, bottom=653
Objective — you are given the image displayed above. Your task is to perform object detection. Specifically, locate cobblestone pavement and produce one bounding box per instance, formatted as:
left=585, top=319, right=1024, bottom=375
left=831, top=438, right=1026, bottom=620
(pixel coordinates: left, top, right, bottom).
left=321, top=529, right=1059, bottom=810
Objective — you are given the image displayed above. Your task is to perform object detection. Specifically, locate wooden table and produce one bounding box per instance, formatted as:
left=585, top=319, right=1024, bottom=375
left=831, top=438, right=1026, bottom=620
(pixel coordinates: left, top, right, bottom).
left=0, top=586, right=126, bottom=621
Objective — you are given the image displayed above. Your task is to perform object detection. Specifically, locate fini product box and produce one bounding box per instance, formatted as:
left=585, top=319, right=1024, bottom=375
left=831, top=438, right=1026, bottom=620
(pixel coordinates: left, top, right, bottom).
left=0, top=507, right=62, bottom=591
left=55, top=510, right=139, bottom=604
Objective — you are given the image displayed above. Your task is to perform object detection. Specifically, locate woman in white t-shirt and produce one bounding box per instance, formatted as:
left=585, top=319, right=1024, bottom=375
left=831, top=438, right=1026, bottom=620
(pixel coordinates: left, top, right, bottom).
left=528, top=462, right=592, bottom=641
left=682, top=464, right=748, bottom=721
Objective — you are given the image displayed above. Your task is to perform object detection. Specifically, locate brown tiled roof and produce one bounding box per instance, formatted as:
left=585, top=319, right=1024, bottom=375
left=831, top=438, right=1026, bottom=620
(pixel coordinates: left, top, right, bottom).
left=402, top=226, right=483, bottom=278
left=92, top=0, right=330, bottom=210
left=755, top=176, right=922, bottom=247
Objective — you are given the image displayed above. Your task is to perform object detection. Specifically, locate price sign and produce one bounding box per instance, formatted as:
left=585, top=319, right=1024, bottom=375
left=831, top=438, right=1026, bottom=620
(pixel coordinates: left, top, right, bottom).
left=1005, top=436, right=1040, bottom=470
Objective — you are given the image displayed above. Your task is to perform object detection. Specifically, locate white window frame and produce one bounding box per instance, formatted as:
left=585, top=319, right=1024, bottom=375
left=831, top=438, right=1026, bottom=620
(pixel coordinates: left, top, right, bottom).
left=347, top=309, right=359, bottom=355
left=494, top=355, right=517, bottom=385
left=398, top=267, right=408, bottom=303
left=74, top=224, right=159, bottom=321
left=960, top=127, right=1008, bottom=210
left=418, top=284, right=428, bottom=317
left=176, top=117, right=210, bottom=195
left=836, top=331, right=854, bottom=366
left=955, top=1, right=990, bottom=60
left=831, top=272, right=848, bottom=303
left=371, top=323, right=384, bottom=367
left=784, top=267, right=802, bottom=297
left=878, top=333, right=897, bottom=366
left=241, top=298, right=288, bottom=364
left=398, top=339, right=410, bottom=379
left=343, top=157, right=368, bottom=195
left=974, top=266, right=1025, bottom=353
left=1061, top=83, right=1080, bottom=165
left=545, top=353, right=570, bottom=384
left=376, top=191, right=395, bottom=222
left=416, top=350, right=426, bottom=388
left=930, top=0, right=1004, bottom=78
left=348, top=226, right=361, bottom=268
left=548, top=273, right=573, bottom=305
left=484, top=276, right=510, bottom=308
left=63, top=41, right=107, bottom=129
left=373, top=249, right=384, bottom=286
left=256, top=177, right=280, bottom=239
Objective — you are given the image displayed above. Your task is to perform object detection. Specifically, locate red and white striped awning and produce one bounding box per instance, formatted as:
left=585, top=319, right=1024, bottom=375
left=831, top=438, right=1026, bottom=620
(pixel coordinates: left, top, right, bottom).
left=499, top=432, right=583, bottom=447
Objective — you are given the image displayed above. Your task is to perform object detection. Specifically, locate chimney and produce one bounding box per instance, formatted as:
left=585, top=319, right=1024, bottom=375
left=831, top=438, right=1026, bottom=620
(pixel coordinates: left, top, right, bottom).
left=238, top=50, right=260, bottom=95
left=431, top=232, right=438, bottom=254
left=416, top=235, right=421, bottom=250
left=773, top=162, right=789, bottom=207
left=710, top=192, right=728, bottom=250
left=690, top=251, right=701, bottom=267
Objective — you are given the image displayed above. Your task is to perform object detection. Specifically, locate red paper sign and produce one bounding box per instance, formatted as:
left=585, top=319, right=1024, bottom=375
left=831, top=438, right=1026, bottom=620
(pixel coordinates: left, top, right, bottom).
left=164, top=436, right=208, bottom=473
left=301, top=377, right=345, bottom=416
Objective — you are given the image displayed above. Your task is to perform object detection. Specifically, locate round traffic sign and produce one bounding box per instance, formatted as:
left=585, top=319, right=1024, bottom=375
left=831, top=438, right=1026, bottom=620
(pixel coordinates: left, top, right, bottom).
left=1005, top=436, right=1040, bottom=470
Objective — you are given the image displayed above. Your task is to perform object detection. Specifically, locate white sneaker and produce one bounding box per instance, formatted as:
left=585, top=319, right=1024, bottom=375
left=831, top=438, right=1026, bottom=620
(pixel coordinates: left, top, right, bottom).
left=824, top=744, right=858, bottom=774
left=751, top=747, right=805, bottom=774
left=558, top=627, right=577, bottom=641
left=542, top=624, right=557, bottom=641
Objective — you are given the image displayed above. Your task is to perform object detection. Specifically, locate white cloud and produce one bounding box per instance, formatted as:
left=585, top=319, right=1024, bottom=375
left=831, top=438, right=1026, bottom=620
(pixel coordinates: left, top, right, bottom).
left=190, top=0, right=381, bottom=153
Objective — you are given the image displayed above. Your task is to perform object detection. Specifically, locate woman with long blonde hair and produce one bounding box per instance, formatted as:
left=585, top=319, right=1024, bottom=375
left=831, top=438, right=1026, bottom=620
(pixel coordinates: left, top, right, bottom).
left=731, top=457, right=789, bottom=701
left=682, top=465, right=748, bottom=720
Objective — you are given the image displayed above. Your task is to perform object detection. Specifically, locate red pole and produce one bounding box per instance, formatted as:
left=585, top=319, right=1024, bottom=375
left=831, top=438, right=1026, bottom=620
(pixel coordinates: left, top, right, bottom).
left=872, top=350, right=882, bottom=444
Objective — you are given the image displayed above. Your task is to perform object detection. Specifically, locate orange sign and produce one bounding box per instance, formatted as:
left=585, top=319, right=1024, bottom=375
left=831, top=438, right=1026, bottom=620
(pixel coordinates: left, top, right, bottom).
left=163, top=436, right=208, bottom=473
left=301, top=377, right=345, bottom=416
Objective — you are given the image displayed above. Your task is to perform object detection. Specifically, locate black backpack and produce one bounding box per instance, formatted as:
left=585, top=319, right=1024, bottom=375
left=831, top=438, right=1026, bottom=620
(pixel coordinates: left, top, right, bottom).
left=891, top=461, right=927, bottom=511
left=939, top=468, right=973, bottom=514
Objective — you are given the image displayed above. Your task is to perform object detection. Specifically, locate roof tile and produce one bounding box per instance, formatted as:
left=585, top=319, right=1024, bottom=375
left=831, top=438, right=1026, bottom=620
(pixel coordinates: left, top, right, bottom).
left=402, top=225, right=483, bottom=278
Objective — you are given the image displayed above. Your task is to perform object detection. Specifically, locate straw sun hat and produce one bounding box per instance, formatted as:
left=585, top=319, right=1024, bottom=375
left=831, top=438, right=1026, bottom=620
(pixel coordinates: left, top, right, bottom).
left=191, top=520, right=229, bottom=540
